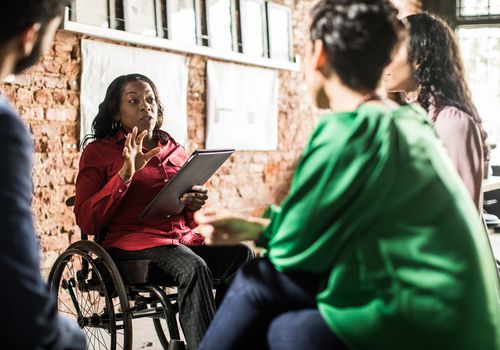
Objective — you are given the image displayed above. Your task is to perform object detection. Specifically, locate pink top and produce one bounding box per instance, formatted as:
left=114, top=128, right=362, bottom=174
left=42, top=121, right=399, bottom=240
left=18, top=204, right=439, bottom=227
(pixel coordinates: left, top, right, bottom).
left=428, top=104, right=484, bottom=211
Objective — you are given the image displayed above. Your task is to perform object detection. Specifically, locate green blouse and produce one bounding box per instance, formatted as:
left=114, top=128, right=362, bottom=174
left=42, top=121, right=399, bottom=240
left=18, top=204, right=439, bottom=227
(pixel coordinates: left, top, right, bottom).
left=259, top=104, right=500, bottom=350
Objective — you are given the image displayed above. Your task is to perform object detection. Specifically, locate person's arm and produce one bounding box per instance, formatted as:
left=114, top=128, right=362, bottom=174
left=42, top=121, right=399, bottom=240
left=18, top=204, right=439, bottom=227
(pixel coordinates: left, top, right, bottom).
left=74, top=145, right=132, bottom=235
left=0, top=112, right=65, bottom=349
left=434, top=107, right=483, bottom=210
left=75, top=128, right=161, bottom=235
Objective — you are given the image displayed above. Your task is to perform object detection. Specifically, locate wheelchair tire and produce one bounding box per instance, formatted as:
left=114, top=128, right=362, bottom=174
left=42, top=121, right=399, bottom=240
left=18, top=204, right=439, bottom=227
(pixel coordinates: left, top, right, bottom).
left=48, top=241, right=133, bottom=350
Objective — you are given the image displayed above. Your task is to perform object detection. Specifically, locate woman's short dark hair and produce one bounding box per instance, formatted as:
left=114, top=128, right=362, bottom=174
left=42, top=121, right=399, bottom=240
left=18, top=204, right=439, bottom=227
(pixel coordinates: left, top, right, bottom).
left=0, top=0, right=67, bottom=44
left=83, top=74, right=165, bottom=146
left=406, top=12, right=489, bottom=161
left=309, top=0, right=400, bottom=91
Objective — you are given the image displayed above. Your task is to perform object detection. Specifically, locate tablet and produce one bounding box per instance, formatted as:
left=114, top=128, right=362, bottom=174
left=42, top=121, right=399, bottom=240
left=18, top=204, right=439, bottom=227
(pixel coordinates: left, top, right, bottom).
left=139, top=149, right=234, bottom=220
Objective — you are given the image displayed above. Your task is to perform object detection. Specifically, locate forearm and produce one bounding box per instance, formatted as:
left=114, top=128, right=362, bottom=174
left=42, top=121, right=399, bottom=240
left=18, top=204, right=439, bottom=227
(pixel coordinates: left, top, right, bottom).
left=75, top=172, right=131, bottom=235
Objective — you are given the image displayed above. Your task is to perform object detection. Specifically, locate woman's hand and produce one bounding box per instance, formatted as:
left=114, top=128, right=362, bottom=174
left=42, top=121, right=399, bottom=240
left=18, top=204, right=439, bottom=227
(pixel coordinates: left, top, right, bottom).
left=180, top=186, right=208, bottom=211
left=194, top=210, right=270, bottom=245
left=118, top=127, right=161, bottom=183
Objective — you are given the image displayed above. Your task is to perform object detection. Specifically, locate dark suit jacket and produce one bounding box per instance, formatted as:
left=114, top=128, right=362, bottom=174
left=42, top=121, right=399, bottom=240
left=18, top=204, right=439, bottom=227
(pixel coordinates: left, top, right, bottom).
left=0, top=96, right=84, bottom=349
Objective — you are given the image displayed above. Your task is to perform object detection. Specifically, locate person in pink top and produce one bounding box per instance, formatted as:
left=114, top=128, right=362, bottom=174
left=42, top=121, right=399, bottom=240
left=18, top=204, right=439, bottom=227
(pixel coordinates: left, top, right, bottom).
left=383, top=12, right=488, bottom=211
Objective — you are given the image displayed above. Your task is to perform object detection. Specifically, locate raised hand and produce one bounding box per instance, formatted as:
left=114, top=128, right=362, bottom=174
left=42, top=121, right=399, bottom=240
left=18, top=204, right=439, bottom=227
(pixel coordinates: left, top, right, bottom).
left=118, top=127, right=161, bottom=183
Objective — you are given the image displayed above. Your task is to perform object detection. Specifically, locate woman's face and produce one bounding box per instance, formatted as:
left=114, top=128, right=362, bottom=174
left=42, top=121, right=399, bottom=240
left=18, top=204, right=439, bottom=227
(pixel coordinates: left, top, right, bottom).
left=116, top=80, right=158, bottom=134
left=382, top=40, right=418, bottom=93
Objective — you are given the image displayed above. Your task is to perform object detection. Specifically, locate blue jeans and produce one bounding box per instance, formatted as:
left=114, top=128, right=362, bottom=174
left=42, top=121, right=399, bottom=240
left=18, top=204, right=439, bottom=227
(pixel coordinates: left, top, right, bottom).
left=199, top=258, right=349, bottom=350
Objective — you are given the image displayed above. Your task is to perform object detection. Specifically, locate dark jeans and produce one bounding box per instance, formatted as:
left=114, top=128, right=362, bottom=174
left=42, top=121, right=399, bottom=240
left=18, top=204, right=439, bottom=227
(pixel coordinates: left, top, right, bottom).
left=199, top=258, right=349, bottom=350
left=108, top=244, right=254, bottom=350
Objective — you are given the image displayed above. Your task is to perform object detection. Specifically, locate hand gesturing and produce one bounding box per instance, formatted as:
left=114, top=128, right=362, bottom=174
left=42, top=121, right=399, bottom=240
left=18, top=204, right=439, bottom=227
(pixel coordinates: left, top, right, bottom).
left=118, top=127, right=161, bottom=183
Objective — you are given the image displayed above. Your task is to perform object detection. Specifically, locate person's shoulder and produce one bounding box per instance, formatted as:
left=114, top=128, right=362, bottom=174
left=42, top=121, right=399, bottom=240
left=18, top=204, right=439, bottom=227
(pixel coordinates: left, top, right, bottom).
left=80, top=138, right=118, bottom=163
left=0, top=99, right=31, bottom=145
left=434, top=105, right=477, bottom=135
left=0, top=99, right=26, bottom=130
left=435, top=105, right=473, bottom=125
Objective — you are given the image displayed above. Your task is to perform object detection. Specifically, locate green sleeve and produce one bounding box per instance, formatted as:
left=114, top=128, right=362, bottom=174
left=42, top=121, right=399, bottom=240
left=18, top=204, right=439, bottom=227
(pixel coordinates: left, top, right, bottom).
left=266, top=113, right=395, bottom=274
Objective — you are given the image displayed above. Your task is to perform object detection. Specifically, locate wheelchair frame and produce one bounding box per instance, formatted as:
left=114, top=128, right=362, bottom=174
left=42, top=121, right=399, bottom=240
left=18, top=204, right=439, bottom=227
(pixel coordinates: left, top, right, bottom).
left=48, top=198, right=186, bottom=350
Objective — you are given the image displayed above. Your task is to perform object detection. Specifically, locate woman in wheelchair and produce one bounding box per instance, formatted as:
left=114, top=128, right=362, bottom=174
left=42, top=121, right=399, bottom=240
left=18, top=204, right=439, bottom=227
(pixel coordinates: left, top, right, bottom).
left=74, top=73, right=254, bottom=349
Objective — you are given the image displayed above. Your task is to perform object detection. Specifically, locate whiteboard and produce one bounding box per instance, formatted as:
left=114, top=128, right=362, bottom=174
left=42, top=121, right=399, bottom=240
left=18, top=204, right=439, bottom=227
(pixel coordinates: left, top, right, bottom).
left=80, top=39, right=189, bottom=145
left=206, top=60, right=278, bottom=150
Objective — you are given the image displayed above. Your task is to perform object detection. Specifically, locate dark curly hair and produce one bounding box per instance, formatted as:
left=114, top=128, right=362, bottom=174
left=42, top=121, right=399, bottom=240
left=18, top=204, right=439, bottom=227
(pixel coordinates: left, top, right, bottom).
left=82, top=74, right=165, bottom=147
left=406, top=12, right=489, bottom=161
left=309, top=0, right=401, bottom=91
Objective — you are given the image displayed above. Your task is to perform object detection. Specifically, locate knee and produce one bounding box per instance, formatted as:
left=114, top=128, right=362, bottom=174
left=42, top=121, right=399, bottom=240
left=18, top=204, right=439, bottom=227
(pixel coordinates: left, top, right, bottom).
left=179, top=256, right=212, bottom=285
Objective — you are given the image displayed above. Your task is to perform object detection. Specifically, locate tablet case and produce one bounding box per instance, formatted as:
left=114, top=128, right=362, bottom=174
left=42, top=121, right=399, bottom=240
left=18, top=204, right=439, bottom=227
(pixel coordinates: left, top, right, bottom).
left=139, top=149, right=234, bottom=220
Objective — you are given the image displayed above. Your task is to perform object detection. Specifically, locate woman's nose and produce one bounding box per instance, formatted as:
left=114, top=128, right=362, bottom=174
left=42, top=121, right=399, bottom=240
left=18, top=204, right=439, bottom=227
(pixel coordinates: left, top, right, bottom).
left=139, top=100, right=151, bottom=111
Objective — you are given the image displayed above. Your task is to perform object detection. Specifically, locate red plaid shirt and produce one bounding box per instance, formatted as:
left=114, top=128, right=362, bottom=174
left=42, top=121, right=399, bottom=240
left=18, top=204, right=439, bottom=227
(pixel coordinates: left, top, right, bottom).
left=74, top=130, right=204, bottom=251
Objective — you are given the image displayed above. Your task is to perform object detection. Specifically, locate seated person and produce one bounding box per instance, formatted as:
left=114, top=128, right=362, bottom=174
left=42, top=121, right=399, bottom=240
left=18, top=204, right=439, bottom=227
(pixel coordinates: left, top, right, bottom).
left=74, top=73, right=254, bottom=350
left=383, top=12, right=488, bottom=211
left=195, top=1, right=500, bottom=350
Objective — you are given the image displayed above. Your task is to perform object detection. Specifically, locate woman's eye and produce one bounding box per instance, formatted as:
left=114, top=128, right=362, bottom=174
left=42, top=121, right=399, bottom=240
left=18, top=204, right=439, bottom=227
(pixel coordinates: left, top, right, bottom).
left=129, top=99, right=138, bottom=104
left=147, top=97, right=156, bottom=103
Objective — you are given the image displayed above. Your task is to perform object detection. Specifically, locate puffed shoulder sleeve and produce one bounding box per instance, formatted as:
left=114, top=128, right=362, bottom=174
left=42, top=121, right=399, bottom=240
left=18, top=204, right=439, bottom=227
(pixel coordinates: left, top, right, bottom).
left=433, top=107, right=483, bottom=210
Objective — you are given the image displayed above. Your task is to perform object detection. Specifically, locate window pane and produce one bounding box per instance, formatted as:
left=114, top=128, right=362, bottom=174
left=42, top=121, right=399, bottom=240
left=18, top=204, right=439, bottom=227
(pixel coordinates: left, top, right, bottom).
left=491, top=0, right=500, bottom=14
left=457, top=26, right=500, bottom=163
left=268, top=5, right=291, bottom=61
left=207, top=0, right=234, bottom=51
left=74, top=0, right=109, bottom=28
left=168, top=0, right=197, bottom=45
left=458, top=0, right=500, bottom=16
left=241, top=0, right=265, bottom=57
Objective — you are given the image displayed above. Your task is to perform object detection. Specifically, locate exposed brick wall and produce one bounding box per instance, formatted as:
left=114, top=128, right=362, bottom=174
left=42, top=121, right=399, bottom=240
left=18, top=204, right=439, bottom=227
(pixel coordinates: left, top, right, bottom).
left=0, top=0, right=419, bottom=273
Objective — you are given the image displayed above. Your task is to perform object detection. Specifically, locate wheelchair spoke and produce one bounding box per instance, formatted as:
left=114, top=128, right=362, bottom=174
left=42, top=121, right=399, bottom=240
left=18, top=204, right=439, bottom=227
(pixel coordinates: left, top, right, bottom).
left=50, top=244, right=133, bottom=350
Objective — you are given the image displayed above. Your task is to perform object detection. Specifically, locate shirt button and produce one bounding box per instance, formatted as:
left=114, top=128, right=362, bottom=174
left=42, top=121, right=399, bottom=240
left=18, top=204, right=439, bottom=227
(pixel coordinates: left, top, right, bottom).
left=118, top=188, right=123, bottom=193
left=158, top=163, right=162, bottom=167
left=164, top=179, right=168, bottom=183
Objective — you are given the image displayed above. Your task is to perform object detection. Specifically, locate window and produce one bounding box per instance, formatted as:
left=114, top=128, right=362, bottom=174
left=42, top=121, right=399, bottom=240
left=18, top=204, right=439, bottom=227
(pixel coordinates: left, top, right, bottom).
left=205, top=0, right=238, bottom=51
left=166, top=0, right=200, bottom=45
left=457, top=0, right=500, bottom=17
left=239, top=0, right=268, bottom=57
left=70, top=0, right=110, bottom=28
left=64, top=1, right=299, bottom=70
left=456, top=0, right=500, bottom=163
left=123, top=0, right=162, bottom=37
left=267, top=2, right=293, bottom=61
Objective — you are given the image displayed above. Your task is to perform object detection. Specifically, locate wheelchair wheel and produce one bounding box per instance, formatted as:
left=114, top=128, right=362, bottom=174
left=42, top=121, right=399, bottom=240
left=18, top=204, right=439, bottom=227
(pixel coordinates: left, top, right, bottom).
left=49, top=241, right=132, bottom=350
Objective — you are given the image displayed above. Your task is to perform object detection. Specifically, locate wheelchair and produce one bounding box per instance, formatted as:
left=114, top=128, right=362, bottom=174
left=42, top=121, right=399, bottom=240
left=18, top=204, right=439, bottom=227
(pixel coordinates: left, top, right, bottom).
left=48, top=197, right=185, bottom=350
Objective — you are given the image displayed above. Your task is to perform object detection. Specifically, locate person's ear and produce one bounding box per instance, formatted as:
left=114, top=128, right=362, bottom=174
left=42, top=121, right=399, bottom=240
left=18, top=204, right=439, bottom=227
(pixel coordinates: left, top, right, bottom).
left=311, top=39, right=328, bottom=72
left=18, top=23, right=41, bottom=57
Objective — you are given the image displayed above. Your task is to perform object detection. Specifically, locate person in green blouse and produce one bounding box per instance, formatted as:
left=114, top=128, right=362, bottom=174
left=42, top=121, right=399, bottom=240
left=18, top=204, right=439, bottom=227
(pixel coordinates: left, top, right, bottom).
left=196, top=0, right=500, bottom=349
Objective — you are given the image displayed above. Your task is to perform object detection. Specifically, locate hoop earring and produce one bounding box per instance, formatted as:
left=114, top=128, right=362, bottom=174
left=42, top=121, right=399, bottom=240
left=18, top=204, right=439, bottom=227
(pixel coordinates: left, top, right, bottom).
left=112, top=120, right=122, bottom=130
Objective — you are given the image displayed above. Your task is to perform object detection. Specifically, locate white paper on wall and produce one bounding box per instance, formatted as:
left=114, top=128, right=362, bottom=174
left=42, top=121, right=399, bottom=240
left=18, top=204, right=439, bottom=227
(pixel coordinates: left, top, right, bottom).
left=206, top=60, right=278, bottom=150
left=80, top=39, right=189, bottom=146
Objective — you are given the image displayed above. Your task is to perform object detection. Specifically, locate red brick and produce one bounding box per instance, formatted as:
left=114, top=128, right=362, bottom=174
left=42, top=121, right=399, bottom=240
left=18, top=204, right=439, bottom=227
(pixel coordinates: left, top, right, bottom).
left=34, top=89, right=52, bottom=105
left=46, top=107, right=78, bottom=121
left=16, top=87, right=33, bottom=105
